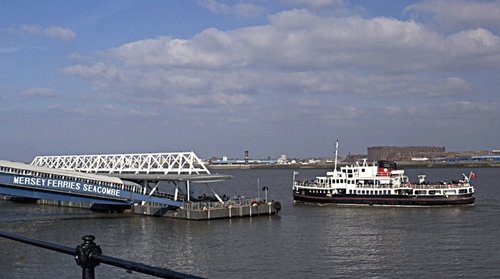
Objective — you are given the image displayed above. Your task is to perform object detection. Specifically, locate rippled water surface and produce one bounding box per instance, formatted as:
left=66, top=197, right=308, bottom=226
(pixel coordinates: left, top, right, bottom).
left=1, top=167, right=499, bottom=278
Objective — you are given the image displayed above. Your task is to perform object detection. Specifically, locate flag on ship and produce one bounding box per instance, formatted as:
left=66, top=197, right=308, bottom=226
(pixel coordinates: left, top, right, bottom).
left=469, top=171, right=477, bottom=180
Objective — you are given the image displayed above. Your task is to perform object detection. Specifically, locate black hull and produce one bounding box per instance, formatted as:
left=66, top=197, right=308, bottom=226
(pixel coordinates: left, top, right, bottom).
left=7, top=196, right=39, bottom=203
left=293, top=193, right=475, bottom=206
left=90, top=203, right=131, bottom=213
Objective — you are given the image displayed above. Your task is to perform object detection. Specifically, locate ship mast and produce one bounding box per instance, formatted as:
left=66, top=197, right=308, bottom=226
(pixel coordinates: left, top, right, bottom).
left=334, top=139, right=339, bottom=174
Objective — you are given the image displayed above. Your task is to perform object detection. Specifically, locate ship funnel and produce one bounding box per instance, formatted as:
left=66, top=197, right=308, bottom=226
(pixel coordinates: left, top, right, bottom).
left=418, top=175, right=426, bottom=184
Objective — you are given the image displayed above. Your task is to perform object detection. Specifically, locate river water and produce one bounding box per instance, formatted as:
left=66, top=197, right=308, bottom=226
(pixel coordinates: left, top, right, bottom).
left=1, top=167, right=499, bottom=278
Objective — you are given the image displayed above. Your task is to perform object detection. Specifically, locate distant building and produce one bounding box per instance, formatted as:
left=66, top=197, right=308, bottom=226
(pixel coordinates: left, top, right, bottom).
left=367, top=146, right=445, bottom=161
left=277, top=154, right=288, bottom=164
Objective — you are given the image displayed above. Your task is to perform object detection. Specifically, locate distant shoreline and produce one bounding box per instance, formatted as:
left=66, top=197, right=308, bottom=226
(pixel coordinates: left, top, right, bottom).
left=208, top=161, right=500, bottom=170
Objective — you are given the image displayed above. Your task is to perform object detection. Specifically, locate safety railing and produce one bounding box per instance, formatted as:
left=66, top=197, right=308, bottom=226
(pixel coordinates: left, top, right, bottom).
left=182, top=197, right=269, bottom=211
left=0, top=231, right=205, bottom=279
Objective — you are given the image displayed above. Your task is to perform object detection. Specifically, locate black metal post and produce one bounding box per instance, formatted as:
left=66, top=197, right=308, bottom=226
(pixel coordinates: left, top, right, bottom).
left=74, top=235, right=102, bottom=279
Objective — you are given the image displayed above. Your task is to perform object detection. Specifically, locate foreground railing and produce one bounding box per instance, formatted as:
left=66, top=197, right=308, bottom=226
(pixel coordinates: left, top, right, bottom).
left=0, top=231, right=205, bottom=279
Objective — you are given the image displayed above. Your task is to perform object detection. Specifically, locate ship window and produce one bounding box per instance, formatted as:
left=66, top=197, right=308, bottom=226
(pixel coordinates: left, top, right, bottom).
left=459, top=189, right=467, bottom=194
left=415, top=190, right=426, bottom=195
left=361, top=168, right=365, bottom=172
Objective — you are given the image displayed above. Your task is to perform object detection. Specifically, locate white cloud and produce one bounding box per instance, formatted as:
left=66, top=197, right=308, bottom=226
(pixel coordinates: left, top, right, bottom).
left=283, top=0, right=344, bottom=9
left=198, top=0, right=265, bottom=17
left=63, top=63, right=119, bottom=88
left=108, top=10, right=500, bottom=73
left=67, top=52, right=87, bottom=61
left=42, top=26, right=76, bottom=41
left=21, top=87, right=58, bottom=100
left=63, top=9, right=500, bottom=123
left=8, top=25, right=75, bottom=41
left=405, top=0, right=500, bottom=31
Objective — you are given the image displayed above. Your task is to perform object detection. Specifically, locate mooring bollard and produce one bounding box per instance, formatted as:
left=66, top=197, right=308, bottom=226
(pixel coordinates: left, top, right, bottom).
left=75, top=235, right=102, bottom=279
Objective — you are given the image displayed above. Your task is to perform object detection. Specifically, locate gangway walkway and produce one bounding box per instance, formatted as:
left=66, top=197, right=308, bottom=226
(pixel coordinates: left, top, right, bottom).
left=31, top=152, right=210, bottom=175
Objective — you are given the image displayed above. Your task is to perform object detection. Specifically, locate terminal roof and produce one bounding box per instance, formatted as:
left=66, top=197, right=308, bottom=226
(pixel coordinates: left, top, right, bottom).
left=106, top=173, right=233, bottom=183
left=0, top=159, right=123, bottom=184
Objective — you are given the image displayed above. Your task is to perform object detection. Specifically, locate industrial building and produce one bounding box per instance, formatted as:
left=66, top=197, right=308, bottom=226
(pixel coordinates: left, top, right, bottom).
left=367, top=146, right=445, bottom=161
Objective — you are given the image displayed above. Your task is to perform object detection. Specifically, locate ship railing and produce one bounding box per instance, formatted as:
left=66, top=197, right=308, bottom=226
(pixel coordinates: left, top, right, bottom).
left=150, top=191, right=181, bottom=201
left=293, top=180, right=330, bottom=188
left=356, top=184, right=397, bottom=189
left=404, top=183, right=470, bottom=189
left=182, top=197, right=265, bottom=211
left=354, top=181, right=470, bottom=190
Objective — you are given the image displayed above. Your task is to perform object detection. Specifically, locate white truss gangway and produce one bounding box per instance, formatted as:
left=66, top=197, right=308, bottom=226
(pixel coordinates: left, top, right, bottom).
left=31, top=152, right=231, bottom=203
left=31, top=151, right=210, bottom=175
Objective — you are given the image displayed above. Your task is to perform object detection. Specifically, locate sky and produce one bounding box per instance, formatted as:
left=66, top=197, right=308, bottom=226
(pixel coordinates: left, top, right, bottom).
left=1, top=0, right=500, bottom=162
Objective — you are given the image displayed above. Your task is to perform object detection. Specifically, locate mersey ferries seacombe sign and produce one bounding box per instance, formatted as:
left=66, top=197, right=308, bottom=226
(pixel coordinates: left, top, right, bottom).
left=12, top=176, right=121, bottom=197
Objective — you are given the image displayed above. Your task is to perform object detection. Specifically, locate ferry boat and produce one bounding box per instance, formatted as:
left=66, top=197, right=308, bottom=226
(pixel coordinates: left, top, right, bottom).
left=292, top=144, right=475, bottom=206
